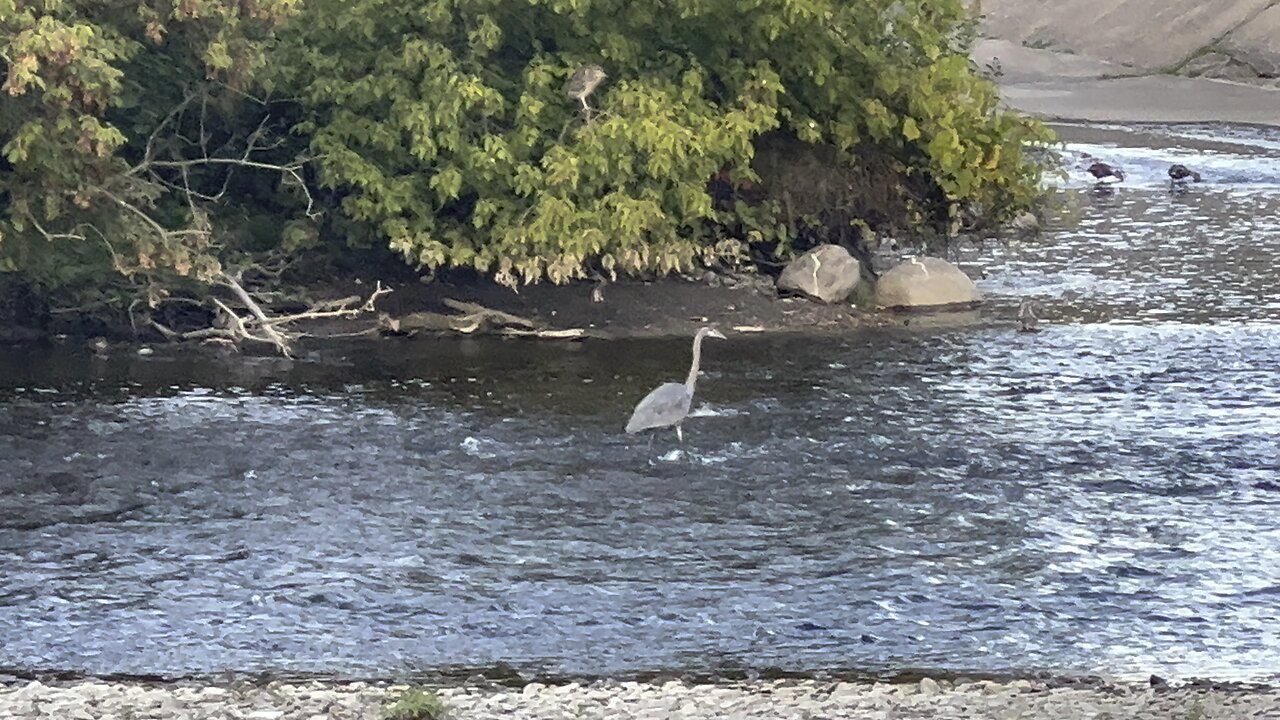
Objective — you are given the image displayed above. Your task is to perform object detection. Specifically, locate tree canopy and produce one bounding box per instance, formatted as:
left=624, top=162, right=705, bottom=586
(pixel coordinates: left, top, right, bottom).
left=1, top=0, right=1053, bottom=320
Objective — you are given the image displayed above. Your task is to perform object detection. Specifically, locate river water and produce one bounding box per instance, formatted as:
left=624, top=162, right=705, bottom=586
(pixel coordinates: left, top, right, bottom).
left=1, top=123, right=1279, bottom=683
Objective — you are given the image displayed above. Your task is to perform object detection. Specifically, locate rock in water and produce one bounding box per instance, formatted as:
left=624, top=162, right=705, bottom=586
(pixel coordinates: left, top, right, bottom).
left=874, top=257, right=982, bottom=309
left=1009, top=211, right=1040, bottom=234
left=776, top=244, right=862, bottom=303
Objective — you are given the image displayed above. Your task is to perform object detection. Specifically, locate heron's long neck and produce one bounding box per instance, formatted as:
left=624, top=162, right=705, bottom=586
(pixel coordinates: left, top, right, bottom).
left=685, top=332, right=705, bottom=392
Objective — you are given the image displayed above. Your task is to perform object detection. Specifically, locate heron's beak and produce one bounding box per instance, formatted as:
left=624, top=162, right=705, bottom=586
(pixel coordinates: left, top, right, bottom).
left=708, top=329, right=727, bottom=340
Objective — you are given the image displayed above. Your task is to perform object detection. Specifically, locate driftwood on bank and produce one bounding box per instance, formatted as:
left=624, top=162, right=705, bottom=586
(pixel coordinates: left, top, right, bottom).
left=150, top=277, right=392, bottom=356
left=382, top=298, right=584, bottom=339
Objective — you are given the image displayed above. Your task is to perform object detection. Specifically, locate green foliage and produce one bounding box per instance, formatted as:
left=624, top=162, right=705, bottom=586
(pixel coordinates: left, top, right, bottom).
left=0, top=0, right=299, bottom=301
left=272, top=0, right=776, bottom=285
left=276, top=0, right=1052, bottom=287
left=383, top=688, right=448, bottom=720
left=1, top=0, right=1052, bottom=309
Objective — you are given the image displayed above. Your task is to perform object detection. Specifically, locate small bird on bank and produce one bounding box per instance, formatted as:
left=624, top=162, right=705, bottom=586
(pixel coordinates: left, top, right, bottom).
left=565, top=65, right=607, bottom=123
left=1168, top=164, right=1202, bottom=184
left=1018, top=299, right=1042, bottom=333
left=1087, top=162, right=1125, bottom=185
left=626, top=326, right=726, bottom=444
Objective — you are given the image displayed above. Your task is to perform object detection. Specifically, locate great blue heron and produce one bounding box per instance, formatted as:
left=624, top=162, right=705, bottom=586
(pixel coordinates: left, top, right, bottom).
left=1168, top=164, right=1202, bottom=183
left=1018, top=298, right=1042, bottom=333
left=625, top=326, right=726, bottom=443
left=1087, top=162, right=1125, bottom=185
left=565, top=65, right=607, bottom=123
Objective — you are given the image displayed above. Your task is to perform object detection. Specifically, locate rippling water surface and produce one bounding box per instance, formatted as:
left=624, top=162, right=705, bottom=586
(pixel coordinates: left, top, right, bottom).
left=2, top=124, right=1279, bottom=682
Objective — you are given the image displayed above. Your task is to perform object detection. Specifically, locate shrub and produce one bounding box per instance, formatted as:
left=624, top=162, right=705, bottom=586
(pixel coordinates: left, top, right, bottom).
left=0, top=0, right=300, bottom=303
left=1, top=0, right=1052, bottom=309
left=383, top=687, right=448, bottom=720
left=274, top=0, right=1053, bottom=286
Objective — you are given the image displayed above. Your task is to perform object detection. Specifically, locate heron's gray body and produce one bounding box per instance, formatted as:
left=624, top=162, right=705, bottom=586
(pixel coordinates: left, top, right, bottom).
left=565, top=65, right=607, bottom=102
left=625, top=382, right=692, bottom=434
left=565, top=65, right=607, bottom=123
left=624, top=326, right=725, bottom=443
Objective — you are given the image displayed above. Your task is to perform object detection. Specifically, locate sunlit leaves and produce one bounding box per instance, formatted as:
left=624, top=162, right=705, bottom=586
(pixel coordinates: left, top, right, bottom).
left=0, top=0, right=299, bottom=292
left=271, top=0, right=1049, bottom=286
left=0, top=0, right=1051, bottom=296
left=902, top=117, right=921, bottom=141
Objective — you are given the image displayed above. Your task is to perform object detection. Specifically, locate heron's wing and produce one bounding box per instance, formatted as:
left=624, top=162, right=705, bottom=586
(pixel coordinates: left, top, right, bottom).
left=564, top=74, right=584, bottom=97
left=625, top=382, right=692, bottom=433
left=564, top=68, right=592, bottom=97
left=565, top=67, right=604, bottom=99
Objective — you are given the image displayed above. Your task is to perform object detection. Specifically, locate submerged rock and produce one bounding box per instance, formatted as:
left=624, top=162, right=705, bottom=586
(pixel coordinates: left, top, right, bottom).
left=776, top=244, right=861, bottom=303
left=1008, top=211, right=1040, bottom=234
left=875, top=257, right=982, bottom=309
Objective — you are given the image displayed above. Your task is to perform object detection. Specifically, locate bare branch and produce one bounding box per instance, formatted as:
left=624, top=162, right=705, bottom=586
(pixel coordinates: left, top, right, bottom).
left=212, top=298, right=283, bottom=346
left=148, top=318, right=183, bottom=339
left=219, top=272, right=294, bottom=355
left=98, top=188, right=209, bottom=240
left=259, top=282, right=392, bottom=326
left=143, top=156, right=301, bottom=172
left=127, top=93, right=321, bottom=220
left=132, top=91, right=198, bottom=176
left=30, top=217, right=88, bottom=242
left=199, top=91, right=210, bottom=156
left=211, top=80, right=298, bottom=106
left=140, top=157, right=319, bottom=219
left=172, top=154, right=301, bottom=176
left=150, top=316, right=263, bottom=346
left=150, top=167, right=227, bottom=204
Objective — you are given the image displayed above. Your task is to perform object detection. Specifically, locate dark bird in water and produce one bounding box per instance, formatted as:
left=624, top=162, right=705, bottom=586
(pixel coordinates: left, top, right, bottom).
left=1018, top=299, right=1042, bottom=333
left=565, top=65, right=607, bottom=123
left=1087, top=162, right=1125, bottom=185
left=1168, top=164, right=1202, bottom=183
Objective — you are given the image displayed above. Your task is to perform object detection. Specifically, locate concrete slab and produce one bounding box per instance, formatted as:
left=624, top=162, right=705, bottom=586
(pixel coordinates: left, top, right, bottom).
left=972, top=39, right=1133, bottom=83
left=975, top=0, right=1274, bottom=71
left=1223, top=4, right=1280, bottom=76
left=997, top=74, right=1280, bottom=127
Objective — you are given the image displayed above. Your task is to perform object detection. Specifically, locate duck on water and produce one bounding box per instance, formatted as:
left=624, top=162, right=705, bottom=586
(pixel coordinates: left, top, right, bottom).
left=1087, top=161, right=1204, bottom=190
left=1087, top=162, right=1125, bottom=185
left=1168, top=164, right=1202, bottom=184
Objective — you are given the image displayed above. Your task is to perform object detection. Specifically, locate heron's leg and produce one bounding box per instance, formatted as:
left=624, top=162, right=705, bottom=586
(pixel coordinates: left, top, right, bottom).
left=581, top=97, right=593, bottom=125
left=676, top=425, right=684, bottom=444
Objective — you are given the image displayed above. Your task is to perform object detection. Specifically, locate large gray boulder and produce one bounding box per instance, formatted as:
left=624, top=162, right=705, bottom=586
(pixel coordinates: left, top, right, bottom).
left=875, top=257, right=982, bottom=309
left=776, top=244, right=861, bottom=303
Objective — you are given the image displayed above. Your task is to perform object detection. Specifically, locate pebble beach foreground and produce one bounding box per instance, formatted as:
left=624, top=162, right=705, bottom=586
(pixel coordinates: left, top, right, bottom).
left=2, top=677, right=1278, bottom=719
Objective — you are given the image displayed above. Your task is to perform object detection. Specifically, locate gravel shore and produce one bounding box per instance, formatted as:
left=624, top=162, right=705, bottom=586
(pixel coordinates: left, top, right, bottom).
left=2, top=676, right=1278, bottom=719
